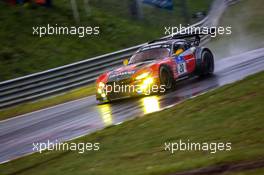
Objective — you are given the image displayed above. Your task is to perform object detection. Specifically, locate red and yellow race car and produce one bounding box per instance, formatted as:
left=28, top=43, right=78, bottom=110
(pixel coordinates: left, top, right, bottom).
left=96, top=33, right=214, bottom=103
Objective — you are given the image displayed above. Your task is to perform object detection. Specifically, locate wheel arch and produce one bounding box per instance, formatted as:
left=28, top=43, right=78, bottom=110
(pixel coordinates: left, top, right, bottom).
left=195, top=47, right=214, bottom=74
left=159, top=63, right=175, bottom=79
left=158, top=64, right=176, bottom=90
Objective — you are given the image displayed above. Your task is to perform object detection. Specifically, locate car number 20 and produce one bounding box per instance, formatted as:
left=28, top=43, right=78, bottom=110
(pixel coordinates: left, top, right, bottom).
left=177, top=62, right=187, bottom=74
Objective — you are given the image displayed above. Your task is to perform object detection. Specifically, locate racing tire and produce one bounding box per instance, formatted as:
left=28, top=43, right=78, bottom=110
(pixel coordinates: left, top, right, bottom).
left=199, top=50, right=214, bottom=77
left=159, top=66, right=175, bottom=92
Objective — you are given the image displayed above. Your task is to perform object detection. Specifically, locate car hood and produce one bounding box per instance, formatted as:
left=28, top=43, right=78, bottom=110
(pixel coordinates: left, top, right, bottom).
left=107, top=61, right=154, bottom=82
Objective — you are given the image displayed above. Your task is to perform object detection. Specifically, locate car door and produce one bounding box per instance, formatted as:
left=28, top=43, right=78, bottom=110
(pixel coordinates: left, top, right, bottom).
left=173, top=43, right=196, bottom=76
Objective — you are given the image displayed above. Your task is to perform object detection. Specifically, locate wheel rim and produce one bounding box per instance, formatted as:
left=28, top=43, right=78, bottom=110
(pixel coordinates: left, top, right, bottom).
left=161, top=70, right=172, bottom=89
left=203, top=52, right=213, bottom=74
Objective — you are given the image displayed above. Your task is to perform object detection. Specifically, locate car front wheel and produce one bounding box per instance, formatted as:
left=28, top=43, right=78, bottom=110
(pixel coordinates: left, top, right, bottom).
left=159, top=66, right=174, bottom=91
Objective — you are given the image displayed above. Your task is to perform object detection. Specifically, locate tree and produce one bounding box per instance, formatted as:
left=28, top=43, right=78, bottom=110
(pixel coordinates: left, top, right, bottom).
left=70, top=0, right=80, bottom=23
left=129, top=0, right=143, bottom=20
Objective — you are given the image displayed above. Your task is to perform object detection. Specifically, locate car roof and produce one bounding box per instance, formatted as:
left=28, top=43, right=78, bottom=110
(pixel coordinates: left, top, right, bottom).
left=144, top=39, right=186, bottom=47
left=135, top=39, right=187, bottom=53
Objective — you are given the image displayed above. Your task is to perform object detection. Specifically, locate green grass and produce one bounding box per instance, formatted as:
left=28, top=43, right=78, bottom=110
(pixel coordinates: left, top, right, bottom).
left=0, top=84, right=95, bottom=121
left=0, top=0, right=212, bottom=81
left=206, top=0, right=264, bottom=59
left=0, top=71, right=263, bottom=175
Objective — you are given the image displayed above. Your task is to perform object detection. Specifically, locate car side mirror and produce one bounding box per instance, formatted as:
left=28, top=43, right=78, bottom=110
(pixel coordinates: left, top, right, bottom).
left=123, top=59, right=129, bottom=66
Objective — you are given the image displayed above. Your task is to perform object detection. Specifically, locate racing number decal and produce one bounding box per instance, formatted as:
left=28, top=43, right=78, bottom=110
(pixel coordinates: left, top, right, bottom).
left=175, top=56, right=187, bottom=75
left=177, top=62, right=187, bottom=74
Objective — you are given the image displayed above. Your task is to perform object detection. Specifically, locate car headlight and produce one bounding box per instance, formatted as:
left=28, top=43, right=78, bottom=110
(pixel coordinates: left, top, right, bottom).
left=143, top=77, right=153, bottom=85
left=97, top=82, right=105, bottom=94
left=99, top=82, right=105, bottom=87
left=135, top=72, right=150, bottom=80
left=141, top=77, right=154, bottom=90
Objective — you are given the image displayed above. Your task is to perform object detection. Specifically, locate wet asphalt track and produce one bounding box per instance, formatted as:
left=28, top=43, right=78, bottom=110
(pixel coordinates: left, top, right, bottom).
left=0, top=48, right=264, bottom=164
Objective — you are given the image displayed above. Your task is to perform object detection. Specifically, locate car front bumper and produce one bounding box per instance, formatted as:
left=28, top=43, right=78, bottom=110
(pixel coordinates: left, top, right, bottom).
left=96, top=76, right=160, bottom=102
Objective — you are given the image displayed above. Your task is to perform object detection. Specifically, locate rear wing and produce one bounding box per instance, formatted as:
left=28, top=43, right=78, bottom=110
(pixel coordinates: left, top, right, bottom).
left=148, top=28, right=216, bottom=46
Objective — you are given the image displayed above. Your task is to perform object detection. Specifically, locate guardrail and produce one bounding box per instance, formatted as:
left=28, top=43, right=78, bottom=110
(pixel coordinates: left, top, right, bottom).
left=0, top=0, right=238, bottom=109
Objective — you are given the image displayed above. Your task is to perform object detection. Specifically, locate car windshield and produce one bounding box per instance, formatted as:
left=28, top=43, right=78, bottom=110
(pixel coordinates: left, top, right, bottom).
left=129, top=46, right=171, bottom=64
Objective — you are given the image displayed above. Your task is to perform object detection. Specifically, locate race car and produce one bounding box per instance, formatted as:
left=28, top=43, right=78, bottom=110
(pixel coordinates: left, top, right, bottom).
left=96, top=33, right=214, bottom=103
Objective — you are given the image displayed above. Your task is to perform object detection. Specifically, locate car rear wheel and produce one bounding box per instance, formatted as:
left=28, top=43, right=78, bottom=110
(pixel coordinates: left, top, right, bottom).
left=200, top=50, right=214, bottom=77
left=159, top=66, right=174, bottom=91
